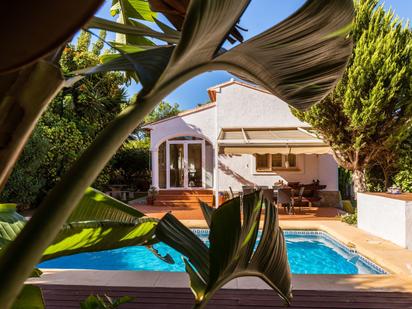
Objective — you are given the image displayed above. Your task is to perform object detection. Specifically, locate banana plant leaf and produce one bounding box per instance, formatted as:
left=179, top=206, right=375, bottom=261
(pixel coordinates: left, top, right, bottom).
left=0, top=204, right=26, bottom=249
left=12, top=284, right=45, bottom=309
left=82, top=0, right=354, bottom=111
left=86, top=17, right=179, bottom=44
left=0, top=189, right=166, bottom=262
left=0, top=0, right=354, bottom=306
left=156, top=191, right=292, bottom=308
left=1, top=0, right=104, bottom=73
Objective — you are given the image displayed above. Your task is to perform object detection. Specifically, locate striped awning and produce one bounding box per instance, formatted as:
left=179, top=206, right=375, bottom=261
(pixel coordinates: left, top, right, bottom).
left=218, top=127, right=331, bottom=155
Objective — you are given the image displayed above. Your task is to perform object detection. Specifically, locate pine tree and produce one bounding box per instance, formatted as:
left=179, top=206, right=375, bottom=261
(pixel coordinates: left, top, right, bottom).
left=293, top=0, right=412, bottom=194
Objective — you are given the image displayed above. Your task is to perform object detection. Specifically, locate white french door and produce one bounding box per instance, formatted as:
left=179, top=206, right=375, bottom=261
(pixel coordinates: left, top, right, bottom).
left=166, top=140, right=205, bottom=189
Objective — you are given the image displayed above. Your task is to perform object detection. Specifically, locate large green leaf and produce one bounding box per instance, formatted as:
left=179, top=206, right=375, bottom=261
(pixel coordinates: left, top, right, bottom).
left=12, top=285, right=44, bottom=309
left=42, top=218, right=157, bottom=261
left=0, top=0, right=103, bottom=73
left=42, top=188, right=159, bottom=261
left=111, top=0, right=155, bottom=22
left=0, top=189, right=161, bottom=262
left=214, top=0, right=354, bottom=110
left=85, top=0, right=353, bottom=113
left=77, top=46, right=174, bottom=91
left=0, top=204, right=27, bottom=249
left=156, top=191, right=292, bottom=308
left=86, top=17, right=179, bottom=44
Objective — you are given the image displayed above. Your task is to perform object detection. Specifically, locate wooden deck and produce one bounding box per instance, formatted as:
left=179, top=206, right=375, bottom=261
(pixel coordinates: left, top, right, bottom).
left=132, top=203, right=343, bottom=221
left=39, top=285, right=412, bottom=308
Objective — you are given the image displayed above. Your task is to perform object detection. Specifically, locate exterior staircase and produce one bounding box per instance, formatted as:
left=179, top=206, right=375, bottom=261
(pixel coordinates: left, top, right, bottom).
left=154, top=189, right=214, bottom=207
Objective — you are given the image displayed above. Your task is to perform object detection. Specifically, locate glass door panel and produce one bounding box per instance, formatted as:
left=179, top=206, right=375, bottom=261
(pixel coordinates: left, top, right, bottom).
left=187, top=143, right=202, bottom=187
left=169, top=144, right=184, bottom=187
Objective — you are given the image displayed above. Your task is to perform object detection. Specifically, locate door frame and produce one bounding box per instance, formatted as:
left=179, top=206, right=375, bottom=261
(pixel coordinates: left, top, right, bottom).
left=166, top=139, right=206, bottom=189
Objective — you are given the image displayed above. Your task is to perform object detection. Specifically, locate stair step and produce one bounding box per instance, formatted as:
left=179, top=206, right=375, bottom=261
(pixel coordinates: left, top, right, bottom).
left=158, top=190, right=213, bottom=195
left=154, top=200, right=212, bottom=207
left=156, top=195, right=213, bottom=201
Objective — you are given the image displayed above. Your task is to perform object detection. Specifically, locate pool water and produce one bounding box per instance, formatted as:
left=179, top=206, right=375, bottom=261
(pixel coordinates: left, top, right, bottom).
left=39, top=230, right=386, bottom=274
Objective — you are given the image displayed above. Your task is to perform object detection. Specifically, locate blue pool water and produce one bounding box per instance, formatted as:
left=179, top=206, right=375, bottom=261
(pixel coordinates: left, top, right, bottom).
left=39, top=230, right=386, bottom=274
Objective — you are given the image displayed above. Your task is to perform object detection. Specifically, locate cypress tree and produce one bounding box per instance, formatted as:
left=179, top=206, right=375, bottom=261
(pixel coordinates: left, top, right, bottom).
left=294, top=0, right=412, bottom=194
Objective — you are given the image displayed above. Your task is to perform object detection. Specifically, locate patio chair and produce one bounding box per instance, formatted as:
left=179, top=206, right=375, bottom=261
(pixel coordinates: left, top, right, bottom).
left=242, top=186, right=254, bottom=195
left=291, top=186, right=309, bottom=212
left=277, top=188, right=293, bottom=214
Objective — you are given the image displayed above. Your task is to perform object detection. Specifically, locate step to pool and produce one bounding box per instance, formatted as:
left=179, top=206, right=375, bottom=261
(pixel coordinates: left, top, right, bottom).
left=155, top=190, right=213, bottom=207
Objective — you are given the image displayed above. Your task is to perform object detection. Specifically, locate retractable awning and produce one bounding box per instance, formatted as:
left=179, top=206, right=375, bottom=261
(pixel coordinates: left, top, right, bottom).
left=218, top=127, right=331, bottom=155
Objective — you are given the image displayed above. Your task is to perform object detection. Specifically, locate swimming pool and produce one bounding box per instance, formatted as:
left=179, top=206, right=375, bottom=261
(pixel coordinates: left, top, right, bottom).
left=39, top=230, right=386, bottom=274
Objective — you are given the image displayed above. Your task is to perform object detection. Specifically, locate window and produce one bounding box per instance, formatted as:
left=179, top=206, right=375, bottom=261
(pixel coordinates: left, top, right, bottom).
left=271, top=154, right=282, bottom=168
left=256, top=154, right=271, bottom=171
left=255, top=153, right=298, bottom=172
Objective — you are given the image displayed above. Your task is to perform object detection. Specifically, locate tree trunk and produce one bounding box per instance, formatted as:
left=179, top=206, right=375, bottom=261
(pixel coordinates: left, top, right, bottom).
left=352, top=169, right=367, bottom=197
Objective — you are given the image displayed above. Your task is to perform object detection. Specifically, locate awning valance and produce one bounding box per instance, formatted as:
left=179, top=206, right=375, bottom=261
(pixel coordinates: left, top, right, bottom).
left=218, top=127, right=331, bottom=155
left=221, top=146, right=331, bottom=155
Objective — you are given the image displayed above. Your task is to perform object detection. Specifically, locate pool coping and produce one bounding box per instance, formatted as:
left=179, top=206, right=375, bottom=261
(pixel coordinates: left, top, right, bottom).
left=28, top=270, right=412, bottom=293
left=183, top=219, right=412, bottom=276
left=192, top=228, right=387, bottom=274
left=28, top=220, right=412, bottom=293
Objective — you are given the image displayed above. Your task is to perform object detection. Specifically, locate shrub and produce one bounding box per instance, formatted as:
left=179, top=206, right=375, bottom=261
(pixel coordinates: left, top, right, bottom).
left=341, top=210, right=357, bottom=225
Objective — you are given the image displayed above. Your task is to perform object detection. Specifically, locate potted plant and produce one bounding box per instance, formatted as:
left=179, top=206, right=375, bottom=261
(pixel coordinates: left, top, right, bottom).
left=146, top=186, right=158, bottom=205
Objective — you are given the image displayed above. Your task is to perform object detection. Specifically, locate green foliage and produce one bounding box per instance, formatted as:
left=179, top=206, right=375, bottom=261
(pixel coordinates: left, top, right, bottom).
left=342, top=200, right=355, bottom=214
left=338, top=167, right=352, bottom=199
left=293, top=0, right=412, bottom=192
left=144, top=101, right=180, bottom=124
left=111, top=140, right=150, bottom=189
left=341, top=210, right=357, bottom=225
left=80, top=294, right=134, bottom=309
left=1, top=35, right=128, bottom=207
left=92, top=30, right=107, bottom=56
left=394, top=138, right=412, bottom=192
left=0, top=129, right=49, bottom=205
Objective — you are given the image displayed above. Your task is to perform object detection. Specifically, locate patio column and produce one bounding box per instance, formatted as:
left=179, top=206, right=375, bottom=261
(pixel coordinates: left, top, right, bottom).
left=214, top=143, right=219, bottom=208
left=151, top=150, right=159, bottom=188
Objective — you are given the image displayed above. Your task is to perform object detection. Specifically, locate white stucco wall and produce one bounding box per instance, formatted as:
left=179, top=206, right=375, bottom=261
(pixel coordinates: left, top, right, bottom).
left=149, top=104, right=217, bottom=150
left=358, top=193, right=412, bottom=249
left=218, top=153, right=337, bottom=192
left=215, top=83, right=308, bottom=128
left=317, top=154, right=338, bottom=191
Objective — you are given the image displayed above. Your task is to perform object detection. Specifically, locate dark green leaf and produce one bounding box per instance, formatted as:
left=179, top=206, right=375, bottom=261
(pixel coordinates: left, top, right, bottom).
left=42, top=188, right=158, bottom=261
left=0, top=0, right=103, bottom=73
left=12, top=285, right=44, bottom=309
left=156, top=191, right=292, bottom=307
left=86, top=17, right=179, bottom=44
left=0, top=204, right=27, bottom=248
left=199, top=201, right=214, bottom=228
left=214, top=0, right=354, bottom=110
left=76, top=47, right=174, bottom=91
left=156, top=213, right=209, bottom=281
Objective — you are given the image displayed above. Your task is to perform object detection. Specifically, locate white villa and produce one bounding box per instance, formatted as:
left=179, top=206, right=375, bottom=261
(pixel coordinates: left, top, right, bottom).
left=144, top=80, right=340, bottom=207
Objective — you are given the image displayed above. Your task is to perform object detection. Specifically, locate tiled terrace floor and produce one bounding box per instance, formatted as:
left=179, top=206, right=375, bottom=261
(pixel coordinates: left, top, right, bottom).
left=132, top=203, right=343, bottom=221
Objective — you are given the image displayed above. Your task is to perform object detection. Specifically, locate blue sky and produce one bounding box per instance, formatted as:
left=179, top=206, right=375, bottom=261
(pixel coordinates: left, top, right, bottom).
left=92, top=0, right=412, bottom=110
